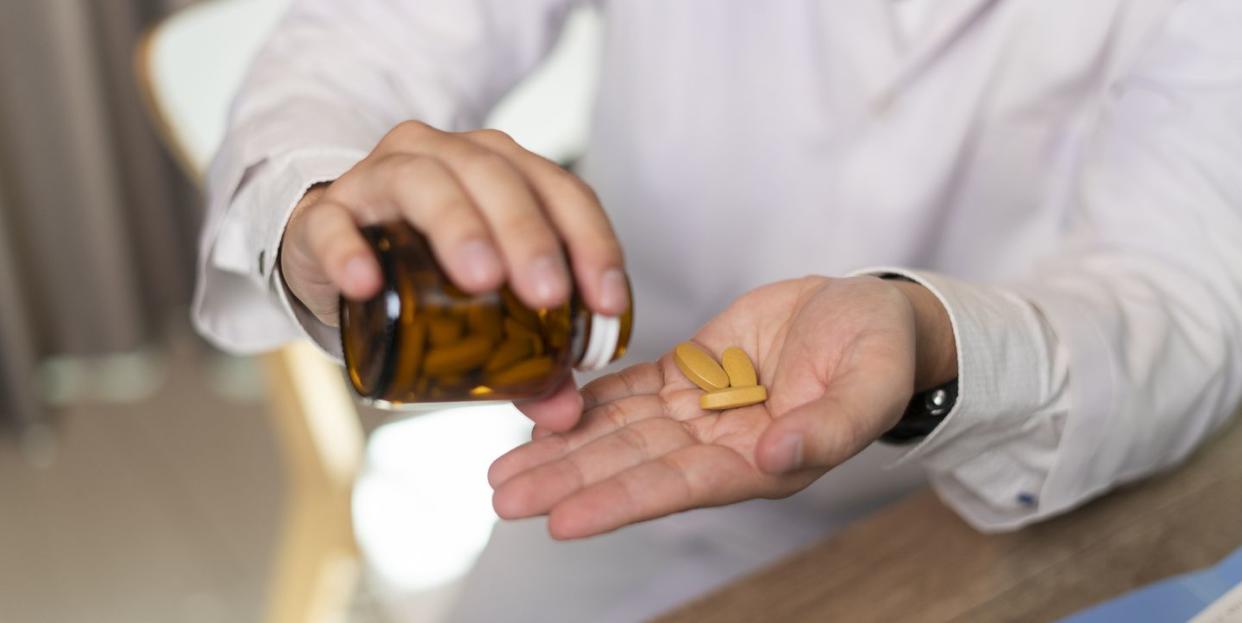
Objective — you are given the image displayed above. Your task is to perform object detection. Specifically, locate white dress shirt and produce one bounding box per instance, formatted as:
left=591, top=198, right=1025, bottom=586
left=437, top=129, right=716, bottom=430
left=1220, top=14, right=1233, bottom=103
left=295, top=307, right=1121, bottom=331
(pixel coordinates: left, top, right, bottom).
left=196, top=0, right=1242, bottom=539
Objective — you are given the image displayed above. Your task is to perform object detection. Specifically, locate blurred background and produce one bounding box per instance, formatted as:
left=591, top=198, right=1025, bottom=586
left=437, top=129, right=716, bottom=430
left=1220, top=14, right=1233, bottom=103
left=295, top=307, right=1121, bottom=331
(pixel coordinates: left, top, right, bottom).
left=0, top=1, right=600, bottom=621
left=0, top=0, right=200, bottom=440
left=8, top=2, right=1237, bottom=621
left=0, top=2, right=922, bottom=621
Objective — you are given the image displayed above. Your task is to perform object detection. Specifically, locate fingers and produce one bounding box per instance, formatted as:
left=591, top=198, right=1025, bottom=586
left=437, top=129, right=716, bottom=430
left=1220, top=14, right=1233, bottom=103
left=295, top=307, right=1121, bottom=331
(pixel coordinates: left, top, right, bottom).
left=755, top=367, right=907, bottom=474
left=495, top=362, right=667, bottom=486
left=299, top=199, right=383, bottom=300
left=412, top=131, right=571, bottom=308
left=580, top=363, right=665, bottom=410
left=488, top=433, right=569, bottom=489
left=465, top=130, right=628, bottom=315
left=330, top=152, right=510, bottom=294
left=546, top=445, right=762, bottom=540
left=492, top=417, right=697, bottom=520
left=382, top=154, right=504, bottom=292
left=514, top=376, right=583, bottom=433
left=488, top=393, right=669, bottom=488
left=289, top=122, right=625, bottom=325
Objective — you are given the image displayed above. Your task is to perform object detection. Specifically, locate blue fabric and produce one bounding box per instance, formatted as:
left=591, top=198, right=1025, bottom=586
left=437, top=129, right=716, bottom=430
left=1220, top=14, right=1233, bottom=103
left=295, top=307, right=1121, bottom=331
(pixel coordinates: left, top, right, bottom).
left=1059, top=546, right=1242, bottom=623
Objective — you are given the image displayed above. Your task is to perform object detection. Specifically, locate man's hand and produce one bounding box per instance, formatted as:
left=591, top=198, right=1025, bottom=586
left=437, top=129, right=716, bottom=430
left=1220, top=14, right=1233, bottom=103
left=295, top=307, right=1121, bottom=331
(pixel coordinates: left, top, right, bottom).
left=488, top=276, right=957, bottom=539
left=279, top=121, right=629, bottom=326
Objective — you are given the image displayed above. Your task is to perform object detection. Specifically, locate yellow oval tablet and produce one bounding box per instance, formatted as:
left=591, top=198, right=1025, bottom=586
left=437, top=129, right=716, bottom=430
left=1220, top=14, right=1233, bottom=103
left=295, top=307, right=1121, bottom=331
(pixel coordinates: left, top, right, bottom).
left=721, top=347, right=758, bottom=387
left=674, top=342, right=729, bottom=391
left=424, top=335, right=492, bottom=376
left=699, top=385, right=768, bottom=411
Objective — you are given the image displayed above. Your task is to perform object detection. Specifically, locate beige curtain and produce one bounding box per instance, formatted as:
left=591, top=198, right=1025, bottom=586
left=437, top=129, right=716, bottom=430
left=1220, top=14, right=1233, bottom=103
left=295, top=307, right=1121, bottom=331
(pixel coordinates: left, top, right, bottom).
left=0, top=0, right=197, bottom=431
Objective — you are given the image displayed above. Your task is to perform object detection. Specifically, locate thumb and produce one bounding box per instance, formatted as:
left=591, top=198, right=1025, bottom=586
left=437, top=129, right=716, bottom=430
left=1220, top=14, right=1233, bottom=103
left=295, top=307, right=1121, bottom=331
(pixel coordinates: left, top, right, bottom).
left=514, top=376, right=584, bottom=433
left=283, top=198, right=382, bottom=326
left=755, top=367, right=909, bottom=474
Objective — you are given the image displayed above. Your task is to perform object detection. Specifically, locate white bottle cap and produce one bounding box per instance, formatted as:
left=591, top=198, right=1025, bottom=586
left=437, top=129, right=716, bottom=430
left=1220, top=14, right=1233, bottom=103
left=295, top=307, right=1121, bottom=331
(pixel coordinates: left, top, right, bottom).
left=577, top=313, right=621, bottom=372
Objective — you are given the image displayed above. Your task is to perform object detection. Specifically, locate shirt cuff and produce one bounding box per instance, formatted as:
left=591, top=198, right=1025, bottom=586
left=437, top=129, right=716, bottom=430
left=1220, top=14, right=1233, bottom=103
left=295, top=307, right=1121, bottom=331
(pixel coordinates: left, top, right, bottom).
left=242, top=149, right=365, bottom=281
left=849, top=268, right=1055, bottom=472
left=216, top=147, right=365, bottom=358
left=258, top=149, right=365, bottom=360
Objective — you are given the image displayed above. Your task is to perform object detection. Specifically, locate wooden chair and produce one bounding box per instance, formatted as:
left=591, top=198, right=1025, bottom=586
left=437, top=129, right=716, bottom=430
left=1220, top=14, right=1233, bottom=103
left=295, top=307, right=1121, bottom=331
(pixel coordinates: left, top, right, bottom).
left=136, top=2, right=600, bottom=620
left=136, top=2, right=364, bottom=622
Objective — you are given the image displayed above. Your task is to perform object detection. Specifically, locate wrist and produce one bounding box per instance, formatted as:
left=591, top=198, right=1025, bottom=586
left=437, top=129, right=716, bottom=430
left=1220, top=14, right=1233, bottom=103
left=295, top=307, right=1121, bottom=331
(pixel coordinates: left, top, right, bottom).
left=280, top=182, right=332, bottom=269
left=278, top=182, right=336, bottom=316
left=890, top=279, right=958, bottom=391
left=291, top=182, right=331, bottom=222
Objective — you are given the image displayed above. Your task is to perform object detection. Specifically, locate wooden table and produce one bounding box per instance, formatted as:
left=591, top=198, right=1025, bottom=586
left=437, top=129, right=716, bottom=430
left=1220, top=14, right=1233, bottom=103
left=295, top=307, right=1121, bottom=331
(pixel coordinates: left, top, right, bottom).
left=659, top=412, right=1242, bottom=623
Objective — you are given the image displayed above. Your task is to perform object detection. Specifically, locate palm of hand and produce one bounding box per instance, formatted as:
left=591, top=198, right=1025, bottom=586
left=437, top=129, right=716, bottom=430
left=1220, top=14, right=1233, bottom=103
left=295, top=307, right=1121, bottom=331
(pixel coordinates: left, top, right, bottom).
left=489, top=276, right=917, bottom=539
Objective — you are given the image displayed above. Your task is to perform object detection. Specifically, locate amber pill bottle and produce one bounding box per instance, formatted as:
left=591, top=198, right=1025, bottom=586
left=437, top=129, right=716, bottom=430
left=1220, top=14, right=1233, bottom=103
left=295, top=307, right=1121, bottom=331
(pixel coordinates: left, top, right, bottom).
left=340, top=222, right=633, bottom=406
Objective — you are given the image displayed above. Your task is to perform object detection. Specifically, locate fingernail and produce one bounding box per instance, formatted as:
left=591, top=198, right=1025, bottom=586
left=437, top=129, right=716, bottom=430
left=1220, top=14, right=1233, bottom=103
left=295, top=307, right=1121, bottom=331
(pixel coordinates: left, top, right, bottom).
left=770, top=433, right=804, bottom=473
left=457, top=239, right=501, bottom=286
left=344, top=256, right=376, bottom=291
left=528, top=255, right=568, bottom=304
left=598, top=269, right=629, bottom=314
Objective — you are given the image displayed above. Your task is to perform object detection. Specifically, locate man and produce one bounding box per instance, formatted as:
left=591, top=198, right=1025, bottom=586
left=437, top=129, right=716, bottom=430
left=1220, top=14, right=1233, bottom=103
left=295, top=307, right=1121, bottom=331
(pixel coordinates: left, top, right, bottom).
left=195, top=0, right=1242, bottom=618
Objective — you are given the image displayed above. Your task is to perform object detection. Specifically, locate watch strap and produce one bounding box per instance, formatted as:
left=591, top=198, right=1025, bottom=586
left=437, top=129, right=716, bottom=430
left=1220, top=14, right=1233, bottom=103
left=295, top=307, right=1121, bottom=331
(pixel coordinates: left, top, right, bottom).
left=881, top=379, right=958, bottom=445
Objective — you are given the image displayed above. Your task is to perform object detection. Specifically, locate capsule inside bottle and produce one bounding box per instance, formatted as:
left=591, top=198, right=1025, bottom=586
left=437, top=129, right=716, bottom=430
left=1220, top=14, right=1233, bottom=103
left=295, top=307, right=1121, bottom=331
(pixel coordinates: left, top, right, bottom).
left=340, top=222, right=632, bottom=407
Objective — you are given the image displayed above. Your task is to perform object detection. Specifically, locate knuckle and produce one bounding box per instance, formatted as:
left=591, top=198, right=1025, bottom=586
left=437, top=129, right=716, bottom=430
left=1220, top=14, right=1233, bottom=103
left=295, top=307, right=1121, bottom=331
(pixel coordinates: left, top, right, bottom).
left=541, top=166, right=587, bottom=197
left=565, top=227, right=622, bottom=269
left=384, top=154, right=438, bottom=180
left=583, top=237, right=624, bottom=265
left=299, top=196, right=332, bottom=218
left=565, top=174, right=601, bottom=204
left=423, top=195, right=476, bottom=221
left=542, top=167, right=601, bottom=207
left=389, top=119, right=433, bottom=142
left=320, top=174, right=358, bottom=201
left=303, top=203, right=345, bottom=237
left=469, top=128, right=516, bottom=147
left=504, top=220, right=558, bottom=252
left=459, top=151, right=512, bottom=179
left=428, top=206, right=488, bottom=242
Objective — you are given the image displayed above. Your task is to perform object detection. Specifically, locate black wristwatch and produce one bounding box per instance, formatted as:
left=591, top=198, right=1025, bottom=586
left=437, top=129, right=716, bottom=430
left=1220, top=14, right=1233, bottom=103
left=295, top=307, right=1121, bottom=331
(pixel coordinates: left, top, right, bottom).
left=881, top=379, right=958, bottom=445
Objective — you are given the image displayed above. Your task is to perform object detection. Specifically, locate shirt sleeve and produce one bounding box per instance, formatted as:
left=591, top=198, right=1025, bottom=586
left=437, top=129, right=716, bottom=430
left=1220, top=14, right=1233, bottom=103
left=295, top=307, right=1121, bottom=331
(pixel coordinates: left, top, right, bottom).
left=192, top=0, right=581, bottom=355
left=860, top=0, right=1242, bottom=532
